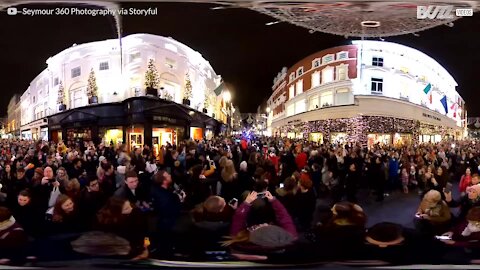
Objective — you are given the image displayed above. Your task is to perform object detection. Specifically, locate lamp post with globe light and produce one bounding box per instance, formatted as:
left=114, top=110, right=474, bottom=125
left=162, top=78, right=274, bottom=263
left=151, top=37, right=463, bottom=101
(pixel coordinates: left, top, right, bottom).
left=223, top=91, right=232, bottom=135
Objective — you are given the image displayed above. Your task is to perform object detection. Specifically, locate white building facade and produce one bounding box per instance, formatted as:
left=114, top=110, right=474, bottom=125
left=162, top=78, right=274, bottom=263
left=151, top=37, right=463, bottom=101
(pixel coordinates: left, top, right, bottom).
left=267, top=41, right=466, bottom=147
left=17, top=33, right=223, bottom=142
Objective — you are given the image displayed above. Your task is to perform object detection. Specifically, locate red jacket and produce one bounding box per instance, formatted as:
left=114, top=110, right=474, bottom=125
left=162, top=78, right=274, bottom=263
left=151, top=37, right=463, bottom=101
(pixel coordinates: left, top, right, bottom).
left=459, top=175, right=472, bottom=193
left=295, top=152, right=308, bottom=171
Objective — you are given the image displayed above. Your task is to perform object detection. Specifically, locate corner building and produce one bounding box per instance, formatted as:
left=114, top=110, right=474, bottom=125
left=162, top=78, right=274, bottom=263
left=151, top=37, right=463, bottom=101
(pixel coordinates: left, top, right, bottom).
left=267, top=41, right=466, bottom=147
left=15, top=33, right=230, bottom=152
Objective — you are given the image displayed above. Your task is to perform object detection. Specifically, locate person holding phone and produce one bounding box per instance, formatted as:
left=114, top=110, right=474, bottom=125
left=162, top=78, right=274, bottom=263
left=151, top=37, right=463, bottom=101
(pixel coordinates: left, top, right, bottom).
left=415, top=190, right=451, bottom=235
left=438, top=207, right=480, bottom=250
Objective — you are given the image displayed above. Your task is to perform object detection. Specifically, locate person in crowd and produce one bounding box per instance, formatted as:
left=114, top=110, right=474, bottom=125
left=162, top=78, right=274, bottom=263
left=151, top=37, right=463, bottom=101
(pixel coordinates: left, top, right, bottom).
left=460, top=168, right=473, bottom=195
left=371, top=156, right=386, bottom=202
left=345, top=163, right=360, bottom=203
left=48, top=194, right=88, bottom=234
left=114, top=170, right=150, bottom=210
left=96, top=197, right=149, bottom=259
left=401, top=167, right=409, bottom=194
left=11, top=190, right=44, bottom=237
left=415, top=190, right=451, bottom=235
left=220, top=160, right=240, bottom=201
left=0, top=207, right=29, bottom=265
left=79, top=177, right=106, bottom=223
left=293, top=175, right=316, bottom=232
left=225, top=190, right=297, bottom=255
left=55, top=167, right=69, bottom=187
left=445, top=184, right=480, bottom=221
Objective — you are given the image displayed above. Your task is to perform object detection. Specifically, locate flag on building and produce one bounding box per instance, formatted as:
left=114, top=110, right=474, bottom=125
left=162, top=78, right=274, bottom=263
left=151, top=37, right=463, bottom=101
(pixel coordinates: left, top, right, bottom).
left=429, top=93, right=432, bottom=104
left=440, top=95, right=448, bottom=114
left=423, top=83, right=432, bottom=94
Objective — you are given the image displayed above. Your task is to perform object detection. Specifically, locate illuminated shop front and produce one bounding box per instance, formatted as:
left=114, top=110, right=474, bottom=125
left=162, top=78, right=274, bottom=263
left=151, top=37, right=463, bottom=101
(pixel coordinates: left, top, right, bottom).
left=47, top=96, right=221, bottom=152
left=309, top=132, right=324, bottom=144
left=393, top=133, right=412, bottom=146
left=330, top=132, right=347, bottom=144
left=367, top=133, right=391, bottom=148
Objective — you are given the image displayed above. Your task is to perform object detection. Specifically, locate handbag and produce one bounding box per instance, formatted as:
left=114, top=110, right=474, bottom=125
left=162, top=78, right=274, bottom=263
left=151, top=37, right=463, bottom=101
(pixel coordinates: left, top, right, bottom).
left=48, top=186, right=61, bottom=208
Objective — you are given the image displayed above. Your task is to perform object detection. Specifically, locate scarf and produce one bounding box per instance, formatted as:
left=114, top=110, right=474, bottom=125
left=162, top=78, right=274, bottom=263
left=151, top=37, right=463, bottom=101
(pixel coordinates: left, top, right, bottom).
left=462, top=222, right=480, bottom=237
left=0, top=216, right=16, bottom=232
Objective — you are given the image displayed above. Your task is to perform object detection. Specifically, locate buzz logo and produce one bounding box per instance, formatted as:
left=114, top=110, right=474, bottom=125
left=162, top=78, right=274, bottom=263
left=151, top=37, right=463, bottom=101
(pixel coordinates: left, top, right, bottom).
left=417, top=5, right=455, bottom=19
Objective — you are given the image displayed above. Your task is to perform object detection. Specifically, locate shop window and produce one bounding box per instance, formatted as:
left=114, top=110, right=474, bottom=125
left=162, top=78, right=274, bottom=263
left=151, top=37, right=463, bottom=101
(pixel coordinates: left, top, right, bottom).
left=336, top=88, right=350, bottom=105
left=337, top=51, right=348, bottom=60
left=287, top=132, right=295, bottom=139
left=287, top=103, right=295, bottom=116
left=312, top=59, right=321, bottom=68
left=331, top=132, right=347, bottom=144
left=309, top=132, right=323, bottom=144
left=71, top=67, right=81, bottom=78
left=368, top=134, right=392, bottom=148
left=99, top=61, right=109, bottom=71
left=101, top=128, right=123, bottom=146
left=336, top=65, right=348, bottom=80
left=129, top=52, right=141, bottom=63
left=322, top=54, right=334, bottom=64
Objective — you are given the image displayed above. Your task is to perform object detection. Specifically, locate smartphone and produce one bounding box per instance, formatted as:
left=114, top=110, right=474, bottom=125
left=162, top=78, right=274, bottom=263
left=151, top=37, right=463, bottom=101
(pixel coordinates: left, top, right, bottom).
left=229, top=198, right=238, bottom=205
left=279, top=183, right=284, bottom=188
left=435, top=235, right=452, bottom=240
left=257, top=192, right=266, bottom=198
left=444, top=182, right=453, bottom=193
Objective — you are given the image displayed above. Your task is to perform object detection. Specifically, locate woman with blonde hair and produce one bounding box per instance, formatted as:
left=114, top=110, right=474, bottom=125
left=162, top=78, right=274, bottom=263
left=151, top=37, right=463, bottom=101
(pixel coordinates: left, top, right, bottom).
left=220, top=160, right=240, bottom=201
left=415, top=189, right=451, bottom=235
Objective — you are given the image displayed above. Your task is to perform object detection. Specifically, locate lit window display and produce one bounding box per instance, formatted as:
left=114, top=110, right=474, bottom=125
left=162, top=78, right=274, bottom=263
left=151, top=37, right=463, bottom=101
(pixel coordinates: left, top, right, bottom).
left=100, top=128, right=123, bottom=146
left=287, top=132, right=295, bottom=139
left=419, top=134, right=442, bottom=143
left=309, top=132, right=323, bottom=144
left=393, top=133, right=412, bottom=146
left=367, top=133, right=391, bottom=148
left=127, top=126, right=144, bottom=151
left=190, top=127, right=203, bottom=141
left=331, top=132, right=347, bottom=144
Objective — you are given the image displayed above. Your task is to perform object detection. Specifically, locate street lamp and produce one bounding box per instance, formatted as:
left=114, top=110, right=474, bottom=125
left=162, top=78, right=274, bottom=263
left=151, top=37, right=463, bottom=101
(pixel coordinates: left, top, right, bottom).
left=223, top=91, right=231, bottom=102
left=266, top=107, right=271, bottom=113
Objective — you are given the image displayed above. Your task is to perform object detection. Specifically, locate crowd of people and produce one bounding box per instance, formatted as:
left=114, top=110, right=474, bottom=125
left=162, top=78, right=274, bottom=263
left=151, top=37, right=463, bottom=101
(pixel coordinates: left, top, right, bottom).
left=1, top=136, right=480, bottom=265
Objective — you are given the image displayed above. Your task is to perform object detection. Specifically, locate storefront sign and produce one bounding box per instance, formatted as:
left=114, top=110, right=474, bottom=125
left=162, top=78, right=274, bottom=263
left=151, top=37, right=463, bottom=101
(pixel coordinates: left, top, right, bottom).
left=50, top=125, right=61, bottom=130
left=287, top=119, right=302, bottom=125
left=422, top=113, right=441, bottom=122
left=153, top=116, right=177, bottom=124
left=206, top=125, right=213, bottom=129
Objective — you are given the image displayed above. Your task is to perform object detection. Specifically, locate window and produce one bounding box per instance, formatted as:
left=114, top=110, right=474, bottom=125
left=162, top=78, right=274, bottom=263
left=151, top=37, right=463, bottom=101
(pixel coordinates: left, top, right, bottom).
left=99, top=61, right=109, bottom=71
left=336, top=65, right=348, bottom=80
left=320, top=91, right=333, bottom=107
left=33, top=96, right=36, bottom=103
left=309, top=95, right=319, bottom=110
left=295, top=100, right=306, bottom=114
left=289, top=85, right=295, bottom=100
left=311, top=72, right=320, bottom=88
left=372, top=57, right=384, bottom=67
left=296, top=80, right=303, bottom=95
left=289, top=73, right=295, bottom=83
left=129, top=52, right=141, bottom=63
left=371, top=78, right=383, bottom=93
left=337, top=51, right=348, bottom=60
left=71, top=67, right=81, bottom=78
left=322, top=67, right=334, bottom=84
left=312, top=59, right=321, bottom=68
left=53, top=77, right=59, bottom=86
left=287, top=103, right=295, bottom=116
left=322, top=54, right=334, bottom=64
left=296, top=67, right=304, bottom=77
left=165, top=58, right=176, bottom=69
left=72, top=89, right=86, bottom=108
left=336, top=88, right=350, bottom=105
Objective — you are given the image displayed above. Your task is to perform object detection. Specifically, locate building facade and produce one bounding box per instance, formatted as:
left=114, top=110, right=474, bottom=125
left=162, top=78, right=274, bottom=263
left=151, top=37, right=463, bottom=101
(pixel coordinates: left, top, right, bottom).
left=5, top=95, right=21, bottom=138
left=14, top=33, right=231, bottom=150
left=266, top=41, right=466, bottom=147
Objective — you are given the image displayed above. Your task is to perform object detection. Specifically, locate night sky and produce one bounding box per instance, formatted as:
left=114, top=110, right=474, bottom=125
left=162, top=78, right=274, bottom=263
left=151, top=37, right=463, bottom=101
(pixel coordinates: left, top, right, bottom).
left=0, top=2, right=479, bottom=116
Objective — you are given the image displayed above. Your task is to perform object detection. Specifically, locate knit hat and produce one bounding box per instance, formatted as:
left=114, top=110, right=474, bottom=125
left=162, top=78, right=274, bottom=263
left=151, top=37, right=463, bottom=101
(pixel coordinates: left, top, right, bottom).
left=249, top=225, right=295, bottom=248
left=99, top=156, right=106, bottom=163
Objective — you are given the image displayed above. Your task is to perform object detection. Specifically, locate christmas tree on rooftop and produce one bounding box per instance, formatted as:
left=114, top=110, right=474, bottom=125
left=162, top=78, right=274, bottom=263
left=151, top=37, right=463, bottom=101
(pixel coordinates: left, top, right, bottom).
left=144, top=59, right=160, bottom=89
left=184, top=73, right=193, bottom=100
left=86, top=68, right=98, bottom=100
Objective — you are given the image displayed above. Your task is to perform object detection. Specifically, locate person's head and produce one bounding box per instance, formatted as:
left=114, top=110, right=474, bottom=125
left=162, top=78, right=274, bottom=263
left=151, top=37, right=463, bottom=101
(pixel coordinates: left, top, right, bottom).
left=349, top=163, right=356, bottom=171
left=135, top=148, right=142, bottom=156
left=5, top=164, right=11, bottom=173
left=466, top=168, right=472, bottom=176
left=65, top=178, right=81, bottom=194
left=331, top=202, right=367, bottom=227
left=366, top=222, right=405, bottom=248
left=221, top=160, right=236, bottom=182
left=0, top=207, right=12, bottom=223
left=203, top=196, right=226, bottom=214
left=34, top=167, right=44, bottom=179
left=239, top=161, right=248, bottom=172
left=16, top=168, right=25, bottom=179
left=53, top=195, right=75, bottom=222
left=437, top=166, right=443, bottom=176
left=472, top=174, right=480, bottom=185
left=283, top=177, right=297, bottom=193
left=44, top=166, right=54, bottom=179
left=154, top=170, right=172, bottom=189
left=56, top=167, right=67, bottom=179
left=298, top=174, right=313, bottom=192
left=17, top=190, right=31, bottom=206
left=86, top=177, right=100, bottom=192
left=422, top=190, right=441, bottom=207
left=124, top=170, right=139, bottom=190
left=97, top=197, right=133, bottom=226
left=467, top=185, right=480, bottom=200
left=73, top=158, right=82, bottom=168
